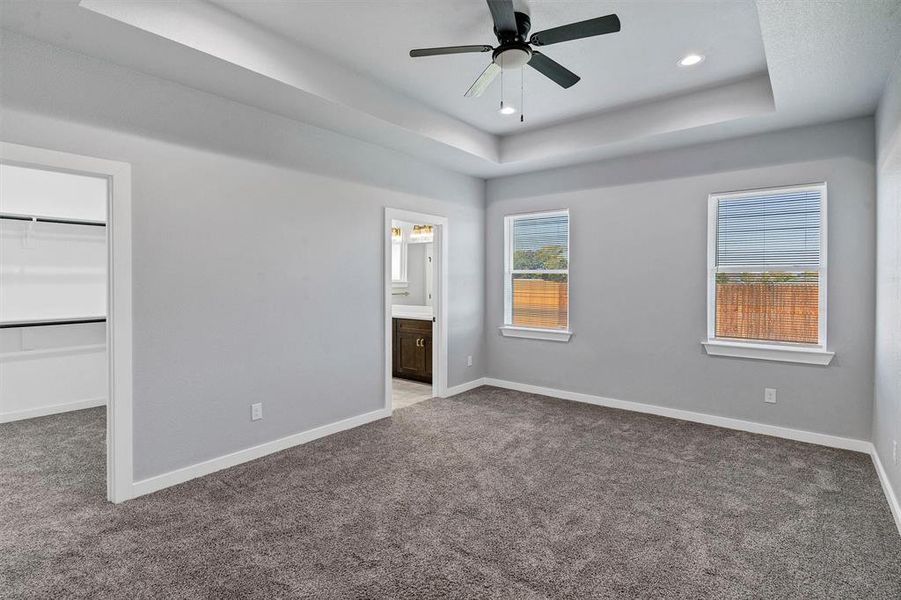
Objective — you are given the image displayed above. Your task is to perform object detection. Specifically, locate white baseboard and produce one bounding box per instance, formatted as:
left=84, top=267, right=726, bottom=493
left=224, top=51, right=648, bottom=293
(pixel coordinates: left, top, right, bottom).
left=482, top=378, right=901, bottom=537
left=443, top=377, right=487, bottom=397
left=125, top=376, right=898, bottom=540
left=131, top=407, right=391, bottom=499
left=482, top=378, right=872, bottom=453
left=129, top=379, right=494, bottom=499
left=871, top=446, right=901, bottom=536
left=0, top=396, right=106, bottom=423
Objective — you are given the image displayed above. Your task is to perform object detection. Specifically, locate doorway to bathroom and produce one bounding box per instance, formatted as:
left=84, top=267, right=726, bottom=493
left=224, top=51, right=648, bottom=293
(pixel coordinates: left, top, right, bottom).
left=383, top=208, right=447, bottom=411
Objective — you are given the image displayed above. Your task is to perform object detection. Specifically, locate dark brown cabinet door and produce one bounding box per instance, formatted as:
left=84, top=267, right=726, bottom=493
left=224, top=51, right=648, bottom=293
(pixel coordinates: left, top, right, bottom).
left=424, top=335, right=432, bottom=379
left=397, top=330, right=427, bottom=380
left=392, top=318, right=433, bottom=383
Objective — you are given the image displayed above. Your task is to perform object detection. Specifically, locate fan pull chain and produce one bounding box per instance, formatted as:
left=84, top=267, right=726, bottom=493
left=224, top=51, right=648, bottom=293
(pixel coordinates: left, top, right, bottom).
left=520, top=66, right=524, bottom=123
left=500, top=53, right=505, bottom=114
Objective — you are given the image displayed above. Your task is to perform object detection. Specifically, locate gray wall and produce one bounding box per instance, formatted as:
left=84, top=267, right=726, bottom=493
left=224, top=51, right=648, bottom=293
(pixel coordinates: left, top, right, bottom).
left=486, top=118, right=877, bottom=441
left=0, top=33, right=486, bottom=480
left=0, top=29, right=891, bottom=491
left=874, top=56, right=901, bottom=501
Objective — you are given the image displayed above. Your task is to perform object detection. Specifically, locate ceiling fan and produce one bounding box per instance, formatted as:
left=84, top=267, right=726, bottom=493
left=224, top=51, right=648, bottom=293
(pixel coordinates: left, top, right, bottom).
left=409, top=0, right=620, bottom=98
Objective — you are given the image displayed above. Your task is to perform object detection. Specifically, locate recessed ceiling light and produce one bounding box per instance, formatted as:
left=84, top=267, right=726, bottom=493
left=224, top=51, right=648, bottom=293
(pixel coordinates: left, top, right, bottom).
left=678, top=53, right=705, bottom=67
left=498, top=104, right=517, bottom=115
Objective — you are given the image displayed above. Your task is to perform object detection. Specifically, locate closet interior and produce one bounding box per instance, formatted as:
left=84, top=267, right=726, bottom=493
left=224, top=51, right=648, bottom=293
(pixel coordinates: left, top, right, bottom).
left=0, top=163, right=108, bottom=423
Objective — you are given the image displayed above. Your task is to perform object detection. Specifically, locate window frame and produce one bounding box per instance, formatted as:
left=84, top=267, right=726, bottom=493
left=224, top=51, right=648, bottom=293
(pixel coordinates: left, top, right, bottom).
left=500, top=209, right=572, bottom=342
left=391, top=225, right=408, bottom=287
left=703, top=182, right=833, bottom=365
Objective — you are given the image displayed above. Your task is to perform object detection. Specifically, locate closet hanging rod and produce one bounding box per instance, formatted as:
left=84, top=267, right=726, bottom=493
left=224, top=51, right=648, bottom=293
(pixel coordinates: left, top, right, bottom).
left=0, top=213, right=106, bottom=227
left=0, top=317, right=107, bottom=329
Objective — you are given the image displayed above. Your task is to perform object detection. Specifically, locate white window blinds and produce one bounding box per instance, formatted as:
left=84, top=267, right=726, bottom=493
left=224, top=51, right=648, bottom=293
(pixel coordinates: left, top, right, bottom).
left=716, top=189, right=821, bottom=268
left=505, top=211, right=569, bottom=331
left=710, top=184, right=826, bottom=346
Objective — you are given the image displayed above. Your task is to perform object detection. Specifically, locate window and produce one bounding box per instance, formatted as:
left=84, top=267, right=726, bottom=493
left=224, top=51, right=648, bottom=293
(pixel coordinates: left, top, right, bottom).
left=392, top=223, right=433, bottom=286
left=501, top=210, right=571, bottom=342
left=703, top=183, right=833, bottom=365
left=391, top=226, right=406, bottom=285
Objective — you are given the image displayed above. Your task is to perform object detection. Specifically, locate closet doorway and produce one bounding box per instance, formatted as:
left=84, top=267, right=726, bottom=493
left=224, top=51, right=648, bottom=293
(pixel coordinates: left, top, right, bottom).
left=0, top=143, right=133, bottom=503
left=384, top=208, right=448, bottom=412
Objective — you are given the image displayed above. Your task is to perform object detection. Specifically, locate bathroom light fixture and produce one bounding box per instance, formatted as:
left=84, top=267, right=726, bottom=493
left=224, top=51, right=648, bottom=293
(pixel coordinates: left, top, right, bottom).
left=409, top=224, right=434, bottom=243
left=678, top=53, right=705, bottom=67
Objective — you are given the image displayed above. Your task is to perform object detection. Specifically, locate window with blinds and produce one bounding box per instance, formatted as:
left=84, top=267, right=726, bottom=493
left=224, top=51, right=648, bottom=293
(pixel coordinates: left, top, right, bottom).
left=708, top=184, right=826, bottom=346
left=504, top=210, right=569, bottom=331
left=391, top=226, right=405, bottom=283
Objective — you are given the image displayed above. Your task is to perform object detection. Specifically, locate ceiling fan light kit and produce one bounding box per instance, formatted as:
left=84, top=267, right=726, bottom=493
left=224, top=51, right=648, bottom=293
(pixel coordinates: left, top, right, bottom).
left=494, top=42, right=532, bottom=70
left=409, top=0, right=620, bottom=120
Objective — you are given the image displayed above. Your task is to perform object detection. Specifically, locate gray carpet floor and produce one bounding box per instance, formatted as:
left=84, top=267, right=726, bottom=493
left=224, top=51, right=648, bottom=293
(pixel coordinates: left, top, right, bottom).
left=2, top=386, right=900, bottom=599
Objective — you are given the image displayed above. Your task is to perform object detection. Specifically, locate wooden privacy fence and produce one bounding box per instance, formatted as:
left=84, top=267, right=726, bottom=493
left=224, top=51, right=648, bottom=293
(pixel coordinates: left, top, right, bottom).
left=715, top=282, right=819, bottom=344
left=512, top=278, right=568, bottom=329
left=510, top=278, right=818, bottom=344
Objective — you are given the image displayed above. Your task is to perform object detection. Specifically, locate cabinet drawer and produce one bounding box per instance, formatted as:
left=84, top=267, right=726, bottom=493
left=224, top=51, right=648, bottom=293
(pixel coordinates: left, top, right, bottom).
left=395, top=318, right=432, bottom=334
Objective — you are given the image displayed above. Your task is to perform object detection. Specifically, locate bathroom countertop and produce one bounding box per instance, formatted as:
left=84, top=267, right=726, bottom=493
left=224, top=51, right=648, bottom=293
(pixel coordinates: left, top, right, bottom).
left=391, top=305, right=433, bottom=321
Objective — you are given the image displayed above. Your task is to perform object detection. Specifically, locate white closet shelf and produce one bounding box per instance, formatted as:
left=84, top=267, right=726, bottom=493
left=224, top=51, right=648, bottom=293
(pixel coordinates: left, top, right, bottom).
left=0, top=343, right=106, bottom=361
left=0, top=212, right=106, bottom=227
left=0, top=316, right=107, bottom=329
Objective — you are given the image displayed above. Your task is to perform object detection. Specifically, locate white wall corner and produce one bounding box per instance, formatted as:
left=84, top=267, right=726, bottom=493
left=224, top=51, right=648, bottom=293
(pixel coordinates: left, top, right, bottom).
left=443, top=378, right=487, bottom=398
left=871, top=446, right=901, bottom=537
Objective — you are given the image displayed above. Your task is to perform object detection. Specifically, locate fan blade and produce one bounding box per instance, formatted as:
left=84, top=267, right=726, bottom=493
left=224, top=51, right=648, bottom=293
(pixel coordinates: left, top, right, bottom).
left=528, top=51, right=580, bottom=88
left=410, top=45, right=493, bottom=58
left=530, top=14, right=620, bottom=46
left=464, top=62, right=501, bottom=97
left=487, top=0, right=517, bottom=34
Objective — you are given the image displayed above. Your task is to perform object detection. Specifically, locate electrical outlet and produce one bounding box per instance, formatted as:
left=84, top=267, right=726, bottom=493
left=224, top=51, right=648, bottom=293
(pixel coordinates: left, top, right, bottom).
left=251, top=402, right=263, bottom=421
left=764, top=388, right=777, bottom=404
left=467, top=355, right=473, bottom=367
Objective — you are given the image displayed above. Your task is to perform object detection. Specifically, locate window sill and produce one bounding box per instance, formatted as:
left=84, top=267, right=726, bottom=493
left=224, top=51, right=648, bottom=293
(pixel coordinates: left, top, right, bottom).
left=499, top=326, right=572, bottom=342
left=701, top=340, right=834, bottom=365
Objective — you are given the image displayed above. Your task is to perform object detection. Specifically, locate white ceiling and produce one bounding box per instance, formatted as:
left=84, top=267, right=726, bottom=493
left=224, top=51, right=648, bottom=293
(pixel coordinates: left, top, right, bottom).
left=211, top=0, right=768, bottom=134
left=1, top=1, right=899, bottom=178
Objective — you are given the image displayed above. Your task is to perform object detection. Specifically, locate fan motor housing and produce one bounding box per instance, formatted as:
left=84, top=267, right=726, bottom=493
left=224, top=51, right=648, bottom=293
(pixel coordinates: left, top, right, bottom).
left=493, top=42, right=532, bottom=69
left=494, top=10, right=532, bottom=44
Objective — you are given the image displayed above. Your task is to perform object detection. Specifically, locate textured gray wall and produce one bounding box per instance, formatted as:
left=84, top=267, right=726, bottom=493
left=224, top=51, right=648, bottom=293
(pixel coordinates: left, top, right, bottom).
left=0, top=29, right=891, bottom=495
left=486, top=118, right=876, bottom=441
left=0, top=33, right=486, bottom=480
left=874, top=56, right=901, bottom=502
